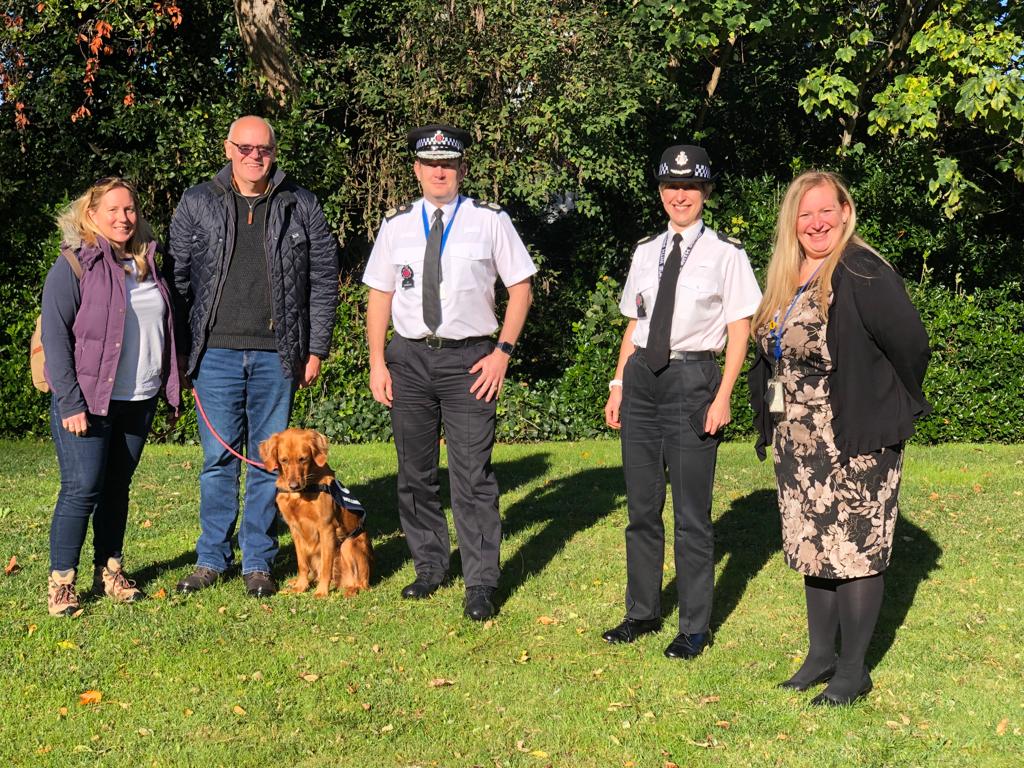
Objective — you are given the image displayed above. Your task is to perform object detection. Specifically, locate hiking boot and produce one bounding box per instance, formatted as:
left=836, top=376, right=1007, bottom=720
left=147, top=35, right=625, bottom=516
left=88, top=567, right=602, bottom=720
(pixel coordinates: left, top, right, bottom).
left=48, top=569, right=80, bottom=617
left=176, top=566, right=221, bottom=594
left=93, top=557, right=145, bottom=602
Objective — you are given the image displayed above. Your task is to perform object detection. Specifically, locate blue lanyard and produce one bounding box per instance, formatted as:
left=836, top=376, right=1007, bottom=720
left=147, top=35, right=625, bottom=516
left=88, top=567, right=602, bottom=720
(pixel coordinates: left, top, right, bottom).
left=657, top=224, right=705, bottom=279
left=421, top=196, right=464, bottom=259
left=771, top=261, right=824, bottom=361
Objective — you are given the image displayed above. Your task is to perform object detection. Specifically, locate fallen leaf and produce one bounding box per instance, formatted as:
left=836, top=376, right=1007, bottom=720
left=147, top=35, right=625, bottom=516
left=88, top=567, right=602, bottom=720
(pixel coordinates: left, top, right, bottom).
left=665, top=762, right=680, bottom=768
left=530, top=751, right=548, bottom=758
left=428, top=678, right=454, bottom=687
left=775, top=733, right=788, bottom=741
left=699, top=695, right=719, bottom=705
left=183, top=708, right=193, bottom=717
left=361, top=702, right=371, bottom=711
left=928, top=492, right=940, bottom=501
left=140, top=519, right=152, bottom=528
left=260, top=604, right=272, bottom=613
left=885, top=720, right=901, bottom=729
left=27, top=624, right=37, bottom=636
left=57, top=640, right=78, bottom=650
left=300, top=673, right=319, bottom=682
left=78, top=690, right=102, bottom=706
left=516, top=650, right=530, bottom=663
left=346, top=684, right=358, bottom=694
left=58, top=707, right=68, bottom=718
left=380, top=723, right=394, bottom=733
left=715, top=720, right=731, bottom=729
left=516, top=740, right=529, bottom=752
left=371, top=644, right=381, bottom=654
left=537, top=616, right=558, bottom=625
left=153, top=588, right=167, bottom=599
left=607, top=702, right=626, bottom=711
left=5, top=555, right=20, bottom=575
left=483, top=619, right=495, bottom=629
left=996, top=718, right=1009, bottom=735
left=137, top=728, right=152, bottom=736
left=218, top=606, right=227, bottom=614
left=232, top=705, right=247, bottom=716
left=36, top=746, right=52, bottom=755
left=899, top=713, right=910, bottom=725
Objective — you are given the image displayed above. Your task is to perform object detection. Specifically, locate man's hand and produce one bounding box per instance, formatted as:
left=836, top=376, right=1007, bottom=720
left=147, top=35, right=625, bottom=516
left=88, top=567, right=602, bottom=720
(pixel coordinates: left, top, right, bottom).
left=300, top=354, right=321, bottom=389
left=61, top=411, right=88, bottom=436
left=705, top=393, right=731, bottom=436
left=469, top=348, right=510, bottom=402
left=604, top=387, right=623, bottom=430
left=369, top=362, right=393, bottom=408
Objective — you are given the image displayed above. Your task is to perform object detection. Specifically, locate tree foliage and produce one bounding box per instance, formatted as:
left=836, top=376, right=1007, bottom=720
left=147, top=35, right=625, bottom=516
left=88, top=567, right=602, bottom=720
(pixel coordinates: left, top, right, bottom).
left=1, top=0, right=1022, bottom=439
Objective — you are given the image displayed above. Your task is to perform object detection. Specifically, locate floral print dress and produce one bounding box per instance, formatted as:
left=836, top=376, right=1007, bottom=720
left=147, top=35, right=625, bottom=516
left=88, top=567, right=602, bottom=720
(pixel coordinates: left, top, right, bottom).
left=757, top=289, right=902, bottom=579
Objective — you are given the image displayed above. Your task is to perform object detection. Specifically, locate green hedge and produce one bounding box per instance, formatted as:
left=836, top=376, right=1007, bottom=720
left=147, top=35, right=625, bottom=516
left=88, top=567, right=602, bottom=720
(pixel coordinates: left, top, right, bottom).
left=4, top=269, right=1023, bottom=445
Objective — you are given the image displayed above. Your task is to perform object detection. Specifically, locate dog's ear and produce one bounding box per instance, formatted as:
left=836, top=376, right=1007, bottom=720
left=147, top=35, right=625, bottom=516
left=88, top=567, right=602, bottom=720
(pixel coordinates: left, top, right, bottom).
left=312, top=430, right=330, bottom=467
left=259, top=434, right=280, bottom=471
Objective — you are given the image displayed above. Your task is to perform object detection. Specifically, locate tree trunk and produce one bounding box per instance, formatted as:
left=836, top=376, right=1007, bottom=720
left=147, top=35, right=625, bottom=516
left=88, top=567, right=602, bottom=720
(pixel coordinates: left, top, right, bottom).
left=234, top=0, right=300, bottom=110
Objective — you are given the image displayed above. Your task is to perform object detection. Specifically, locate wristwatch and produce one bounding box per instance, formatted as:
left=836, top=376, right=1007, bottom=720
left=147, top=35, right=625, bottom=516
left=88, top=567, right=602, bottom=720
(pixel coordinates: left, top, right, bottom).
left=496, top=341, right=515, bottom=356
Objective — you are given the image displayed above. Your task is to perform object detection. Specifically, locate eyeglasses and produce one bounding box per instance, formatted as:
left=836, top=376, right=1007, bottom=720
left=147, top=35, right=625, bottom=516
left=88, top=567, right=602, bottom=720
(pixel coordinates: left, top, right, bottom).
left=227, top=140, right=276, bottom=158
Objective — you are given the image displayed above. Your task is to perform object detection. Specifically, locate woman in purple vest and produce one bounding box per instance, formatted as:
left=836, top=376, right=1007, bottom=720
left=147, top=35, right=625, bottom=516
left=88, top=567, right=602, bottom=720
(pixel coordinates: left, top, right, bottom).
left=41, top=177, right=181, bottom=616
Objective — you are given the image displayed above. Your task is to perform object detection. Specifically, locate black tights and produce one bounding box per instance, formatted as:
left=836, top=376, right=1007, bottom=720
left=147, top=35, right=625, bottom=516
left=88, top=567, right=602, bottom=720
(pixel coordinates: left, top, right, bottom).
left=790, top=573, right=884, bottom=697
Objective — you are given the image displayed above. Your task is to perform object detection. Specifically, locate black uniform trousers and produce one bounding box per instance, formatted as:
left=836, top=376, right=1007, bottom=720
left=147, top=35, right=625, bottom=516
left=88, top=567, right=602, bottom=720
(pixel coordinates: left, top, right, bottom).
left=620, top=348, right=721, bottom=634
left=386, top=335, right=500, bottom=588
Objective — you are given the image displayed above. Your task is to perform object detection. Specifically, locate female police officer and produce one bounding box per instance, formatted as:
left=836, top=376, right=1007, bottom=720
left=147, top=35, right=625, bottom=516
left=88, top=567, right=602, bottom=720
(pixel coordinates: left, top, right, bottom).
left=602, top=145, right=761, bottom=658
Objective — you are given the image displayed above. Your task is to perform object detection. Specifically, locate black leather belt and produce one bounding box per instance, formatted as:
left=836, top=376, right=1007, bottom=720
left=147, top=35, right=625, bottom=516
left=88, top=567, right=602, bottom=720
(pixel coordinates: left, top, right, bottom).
left=635, top=348, right=716, bottom=362
left=406, top=335, right=492, bottom=350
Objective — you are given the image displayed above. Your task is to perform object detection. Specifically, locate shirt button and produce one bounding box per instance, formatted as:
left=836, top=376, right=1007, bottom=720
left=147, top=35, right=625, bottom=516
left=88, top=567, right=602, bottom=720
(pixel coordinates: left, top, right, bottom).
left=107, top=378, right=113, bottom=382
left=115, top=342, right=121, bottom=347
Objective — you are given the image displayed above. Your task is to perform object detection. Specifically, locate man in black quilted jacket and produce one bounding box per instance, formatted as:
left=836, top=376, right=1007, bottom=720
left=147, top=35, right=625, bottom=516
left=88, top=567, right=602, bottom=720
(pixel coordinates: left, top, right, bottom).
left=169, top=115, right=339, bottom=599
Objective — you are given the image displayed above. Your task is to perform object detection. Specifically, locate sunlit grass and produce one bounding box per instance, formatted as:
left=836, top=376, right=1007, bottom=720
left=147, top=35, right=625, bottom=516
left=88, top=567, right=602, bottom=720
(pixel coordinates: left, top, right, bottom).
left=1, top=440, right=1021, bottom=766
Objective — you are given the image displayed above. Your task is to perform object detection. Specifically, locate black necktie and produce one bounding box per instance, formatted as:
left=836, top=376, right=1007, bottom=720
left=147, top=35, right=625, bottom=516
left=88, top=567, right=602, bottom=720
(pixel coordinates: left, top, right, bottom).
left=646, top=233, right=683, bottom=372
left=422, top=208, right=444, bottom=333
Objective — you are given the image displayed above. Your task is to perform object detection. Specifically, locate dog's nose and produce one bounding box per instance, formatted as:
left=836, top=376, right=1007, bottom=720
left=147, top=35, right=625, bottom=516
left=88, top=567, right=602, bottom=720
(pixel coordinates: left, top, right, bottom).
left=289, top=481, right=301, bottom=491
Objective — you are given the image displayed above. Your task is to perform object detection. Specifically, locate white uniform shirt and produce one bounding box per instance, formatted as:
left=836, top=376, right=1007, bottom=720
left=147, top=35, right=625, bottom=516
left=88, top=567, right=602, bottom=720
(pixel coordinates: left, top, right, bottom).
left=619, top=219, right=762, bottom=353
left=363, top=196, right=537, bottom=339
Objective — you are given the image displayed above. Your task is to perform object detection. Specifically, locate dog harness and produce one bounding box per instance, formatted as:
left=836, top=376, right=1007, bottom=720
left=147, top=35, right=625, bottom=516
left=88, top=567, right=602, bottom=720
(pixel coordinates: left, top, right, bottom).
left=277, top=480, right=367, bottom=540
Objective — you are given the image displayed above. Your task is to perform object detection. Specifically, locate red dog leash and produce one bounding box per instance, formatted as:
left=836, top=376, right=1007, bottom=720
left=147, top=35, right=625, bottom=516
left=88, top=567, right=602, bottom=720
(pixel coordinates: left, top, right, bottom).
left=192, top=388, right=267, bottom=470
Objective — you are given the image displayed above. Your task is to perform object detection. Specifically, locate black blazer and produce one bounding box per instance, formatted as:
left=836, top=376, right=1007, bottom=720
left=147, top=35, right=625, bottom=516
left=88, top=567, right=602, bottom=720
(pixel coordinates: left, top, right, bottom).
left=750, top=245, right=932, bottom=460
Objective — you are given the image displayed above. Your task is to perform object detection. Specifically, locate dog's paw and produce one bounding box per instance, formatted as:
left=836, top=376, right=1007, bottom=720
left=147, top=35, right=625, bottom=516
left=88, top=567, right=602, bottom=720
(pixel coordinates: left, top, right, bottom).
left=286, top=579, right=310, bottom=594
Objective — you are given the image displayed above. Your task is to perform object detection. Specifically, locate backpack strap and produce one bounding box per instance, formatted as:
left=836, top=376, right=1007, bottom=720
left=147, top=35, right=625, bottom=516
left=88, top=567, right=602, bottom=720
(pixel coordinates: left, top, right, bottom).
left=59, top=245, right=84, bottom=280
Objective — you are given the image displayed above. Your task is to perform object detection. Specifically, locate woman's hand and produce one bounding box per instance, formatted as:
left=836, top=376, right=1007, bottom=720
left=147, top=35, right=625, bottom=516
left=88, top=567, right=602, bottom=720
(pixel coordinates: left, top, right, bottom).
left=62, top=411, right=88, bottom=436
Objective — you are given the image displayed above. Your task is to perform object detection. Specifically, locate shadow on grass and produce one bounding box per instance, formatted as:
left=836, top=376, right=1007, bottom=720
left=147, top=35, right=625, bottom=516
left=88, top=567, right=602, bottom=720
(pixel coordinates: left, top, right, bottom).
left=870, top=515, right=941, bottom=669
left=497, top=462, right=625, bottom=607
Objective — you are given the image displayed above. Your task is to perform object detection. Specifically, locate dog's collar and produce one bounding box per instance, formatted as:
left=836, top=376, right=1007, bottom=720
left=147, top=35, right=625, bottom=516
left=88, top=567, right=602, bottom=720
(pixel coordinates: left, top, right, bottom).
left=276, top=479, right=367, bottom=540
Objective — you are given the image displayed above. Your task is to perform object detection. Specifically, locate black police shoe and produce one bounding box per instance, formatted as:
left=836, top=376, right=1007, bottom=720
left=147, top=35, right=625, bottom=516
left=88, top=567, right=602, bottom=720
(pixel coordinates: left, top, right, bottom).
left=601, top=617, right=662, bottom=644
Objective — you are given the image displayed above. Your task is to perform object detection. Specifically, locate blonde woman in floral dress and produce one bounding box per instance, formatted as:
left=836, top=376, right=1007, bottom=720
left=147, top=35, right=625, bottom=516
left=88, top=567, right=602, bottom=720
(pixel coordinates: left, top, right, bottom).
left=748, top=171, right=931, bottom=705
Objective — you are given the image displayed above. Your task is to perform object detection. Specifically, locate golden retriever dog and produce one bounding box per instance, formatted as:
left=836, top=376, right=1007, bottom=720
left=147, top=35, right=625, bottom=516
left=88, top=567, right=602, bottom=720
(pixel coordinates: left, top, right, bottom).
left=259, top=428, right=372, bottom=597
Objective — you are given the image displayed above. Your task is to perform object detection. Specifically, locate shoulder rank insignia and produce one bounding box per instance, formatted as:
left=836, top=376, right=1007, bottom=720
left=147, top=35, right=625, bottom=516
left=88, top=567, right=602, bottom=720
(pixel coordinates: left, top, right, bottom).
left=384, top=203, right=413, bottom=222
left=715, top=229, right=743, bottom=248
left=472, top=199, right=504, bottom=213
left=636, top=233, right=658, bottom=245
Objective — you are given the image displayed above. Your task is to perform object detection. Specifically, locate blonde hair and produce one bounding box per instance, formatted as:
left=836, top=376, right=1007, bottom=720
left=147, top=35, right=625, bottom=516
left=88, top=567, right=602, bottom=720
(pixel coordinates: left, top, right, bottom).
left=752, top=170, right=873, bottom=331
left=56, top=177, right=155, bottom=280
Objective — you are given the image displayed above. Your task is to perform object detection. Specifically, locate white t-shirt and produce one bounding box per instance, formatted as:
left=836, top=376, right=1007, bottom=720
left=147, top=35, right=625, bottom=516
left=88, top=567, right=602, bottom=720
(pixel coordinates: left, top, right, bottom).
left=619, top=219, right=762, bottom=353
left=111, top=260, right=166, bottom=401
left=362, top=196, right=537, bottom=340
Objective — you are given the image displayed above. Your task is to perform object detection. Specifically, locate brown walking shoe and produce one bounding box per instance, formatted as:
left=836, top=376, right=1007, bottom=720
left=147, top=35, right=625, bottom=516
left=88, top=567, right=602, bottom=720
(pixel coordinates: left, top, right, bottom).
left=48, top=569, right=80, bottom=617
left=93, top=557, right=145, bottom=602
left=176, top=566, right=221, bottom=594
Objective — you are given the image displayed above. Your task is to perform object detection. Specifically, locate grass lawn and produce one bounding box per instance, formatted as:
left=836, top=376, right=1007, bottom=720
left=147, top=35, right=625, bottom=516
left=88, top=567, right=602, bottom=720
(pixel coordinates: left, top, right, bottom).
left=1, top=439, right=1022, bottom=767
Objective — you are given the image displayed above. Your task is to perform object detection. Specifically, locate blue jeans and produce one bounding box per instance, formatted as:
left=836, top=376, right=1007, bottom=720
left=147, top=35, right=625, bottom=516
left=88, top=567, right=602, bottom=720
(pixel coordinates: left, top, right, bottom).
left=49, top=396, right=158, bottom=572
left=192, top=348, right=294, bottom=575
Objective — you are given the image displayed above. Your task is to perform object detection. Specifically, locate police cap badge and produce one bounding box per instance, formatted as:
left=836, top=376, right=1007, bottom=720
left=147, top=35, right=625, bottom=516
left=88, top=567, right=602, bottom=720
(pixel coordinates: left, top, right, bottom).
left=407, top=124, right=472, bottom=160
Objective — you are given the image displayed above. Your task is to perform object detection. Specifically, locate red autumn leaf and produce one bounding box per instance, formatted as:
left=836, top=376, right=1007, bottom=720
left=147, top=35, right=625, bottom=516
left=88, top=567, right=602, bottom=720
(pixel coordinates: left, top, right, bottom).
left=4, top=556, right=20, bottom=575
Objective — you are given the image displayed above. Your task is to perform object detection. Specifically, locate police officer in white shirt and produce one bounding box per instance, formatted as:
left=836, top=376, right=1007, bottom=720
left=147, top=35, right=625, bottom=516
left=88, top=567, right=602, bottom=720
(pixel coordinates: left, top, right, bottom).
left=602, top=144, right=762, bottom=658
left=363, top=124, right=537, bottom=621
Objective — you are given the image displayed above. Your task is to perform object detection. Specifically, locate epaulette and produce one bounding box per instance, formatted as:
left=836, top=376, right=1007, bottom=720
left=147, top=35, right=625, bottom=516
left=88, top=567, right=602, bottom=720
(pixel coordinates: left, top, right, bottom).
left=636, top=233, right=658, bottom=245
left=472, top=199, right=504, bottom=213
left=384, top=203, right=413, bottom=222
left=715, top=229, right=743, bottom=248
